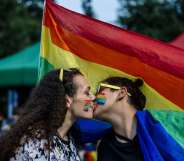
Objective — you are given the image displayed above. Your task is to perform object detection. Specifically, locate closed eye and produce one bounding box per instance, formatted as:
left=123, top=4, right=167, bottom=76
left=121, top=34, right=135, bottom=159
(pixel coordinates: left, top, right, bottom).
left=84, top=86, right=91, bottom=96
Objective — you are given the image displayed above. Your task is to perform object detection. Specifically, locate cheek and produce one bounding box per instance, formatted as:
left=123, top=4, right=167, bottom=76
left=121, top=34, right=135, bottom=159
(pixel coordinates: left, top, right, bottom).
left=103, top=93, right=114, bottom=106
left=71, top=103, right=83, bottom=117
left=95, top=91, right=110, bottom=106
left=95, top=92, right=117, bottom=110
left=94, top=105, right=109, bottom=118
left=72, top=101, right=84, bottom=112
left=71, top=101, right=93, bottom=118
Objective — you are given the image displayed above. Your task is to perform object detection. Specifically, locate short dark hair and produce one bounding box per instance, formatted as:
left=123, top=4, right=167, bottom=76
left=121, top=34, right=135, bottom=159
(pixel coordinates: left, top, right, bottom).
left=102, top=77, right=146, bottom=110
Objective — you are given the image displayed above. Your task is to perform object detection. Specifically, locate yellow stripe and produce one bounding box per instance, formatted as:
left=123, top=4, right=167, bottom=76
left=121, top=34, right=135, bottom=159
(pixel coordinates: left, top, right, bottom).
left=40, top=26, right=183, bottom=111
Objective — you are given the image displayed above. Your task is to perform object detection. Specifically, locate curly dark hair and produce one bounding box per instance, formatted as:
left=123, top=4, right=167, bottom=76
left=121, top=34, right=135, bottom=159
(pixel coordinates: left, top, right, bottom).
left=0, top=68, right=82, bottom=161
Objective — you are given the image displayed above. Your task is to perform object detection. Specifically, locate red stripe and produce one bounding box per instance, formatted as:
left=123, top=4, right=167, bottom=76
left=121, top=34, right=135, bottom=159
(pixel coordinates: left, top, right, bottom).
left=44, top=0, right=184, bottom=80
left=42, top=0, right=184, bottom=109
left=43, top=24, right=184, bottom=109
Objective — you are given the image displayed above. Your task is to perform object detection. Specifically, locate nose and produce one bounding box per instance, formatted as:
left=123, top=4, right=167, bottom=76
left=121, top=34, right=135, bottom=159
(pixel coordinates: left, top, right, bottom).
left=90, top=93, right=96, bottom=101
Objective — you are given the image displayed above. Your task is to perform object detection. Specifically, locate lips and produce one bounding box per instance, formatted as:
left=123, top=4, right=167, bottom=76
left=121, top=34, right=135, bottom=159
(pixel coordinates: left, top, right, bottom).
left=83, top=100, right=94, bottom=111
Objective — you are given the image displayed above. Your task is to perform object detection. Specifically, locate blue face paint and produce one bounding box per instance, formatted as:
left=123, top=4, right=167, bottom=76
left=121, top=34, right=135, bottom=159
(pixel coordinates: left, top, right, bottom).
left=95, top=97, right=107, bottom=105
left=94, top=93, right=107, bottom=110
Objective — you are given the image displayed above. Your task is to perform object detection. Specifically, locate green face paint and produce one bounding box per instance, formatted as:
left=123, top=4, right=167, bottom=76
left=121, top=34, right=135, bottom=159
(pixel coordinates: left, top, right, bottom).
left=84, top=100, right=93, bottom=111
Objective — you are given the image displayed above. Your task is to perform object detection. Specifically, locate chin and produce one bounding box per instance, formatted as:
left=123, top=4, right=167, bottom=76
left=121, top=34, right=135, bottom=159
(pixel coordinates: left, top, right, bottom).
left=80, top=113, right=93, bottom=119
left=94, top=109, right=107, bottom=120
left=93, top=111, right=102, bottom=119
left=94, top=107, right=103, bottom=115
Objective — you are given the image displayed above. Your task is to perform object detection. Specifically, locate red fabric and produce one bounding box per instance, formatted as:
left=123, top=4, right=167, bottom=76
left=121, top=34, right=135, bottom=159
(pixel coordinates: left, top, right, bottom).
left=170, top=33, right=184, bottom=50
left=43, top=0, right=184, bottom=109
left=44, top=0, right=184, bottom=79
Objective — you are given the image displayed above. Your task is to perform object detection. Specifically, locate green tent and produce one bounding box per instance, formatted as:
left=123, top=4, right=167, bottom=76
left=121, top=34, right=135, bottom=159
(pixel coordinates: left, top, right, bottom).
left=0, top=43, right=40, bottom=86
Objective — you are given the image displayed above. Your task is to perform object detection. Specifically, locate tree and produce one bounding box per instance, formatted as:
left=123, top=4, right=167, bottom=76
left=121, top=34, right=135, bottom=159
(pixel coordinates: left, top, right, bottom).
left=0, top=0, right=44, bottom=58
left=117, top=0, right=184, bottom=41
left=81, top=0, right=184, bottom=41
left=82, top=0, right=96, bottom=18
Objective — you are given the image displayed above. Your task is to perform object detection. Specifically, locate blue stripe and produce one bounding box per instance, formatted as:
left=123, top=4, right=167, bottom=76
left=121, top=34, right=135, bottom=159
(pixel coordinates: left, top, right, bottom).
left=136, top=111, right=184, bottom=161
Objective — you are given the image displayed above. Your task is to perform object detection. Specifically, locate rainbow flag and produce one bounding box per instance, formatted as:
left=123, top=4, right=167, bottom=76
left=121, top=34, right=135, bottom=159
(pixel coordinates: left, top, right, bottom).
left=39, top=0, right=184, bottom=160
left=40, top=0, right=184, bottom=111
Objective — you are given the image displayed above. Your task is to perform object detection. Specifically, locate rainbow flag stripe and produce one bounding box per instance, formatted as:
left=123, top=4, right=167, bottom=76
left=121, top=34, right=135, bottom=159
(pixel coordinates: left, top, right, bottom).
left=40, top=0, right=184, bottom=112
left=39, top=1, right=184, bottom=160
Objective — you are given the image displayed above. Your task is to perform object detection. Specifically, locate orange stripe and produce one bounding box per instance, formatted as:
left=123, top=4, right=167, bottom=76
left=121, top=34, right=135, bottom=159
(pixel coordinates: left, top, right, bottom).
left=43, top=8, right=70, bottom=51
left=44, top=1, right=184, bottom=79
left=42, top=3, right=184, bottom=109
left=42, top=21, right=184, bottom=109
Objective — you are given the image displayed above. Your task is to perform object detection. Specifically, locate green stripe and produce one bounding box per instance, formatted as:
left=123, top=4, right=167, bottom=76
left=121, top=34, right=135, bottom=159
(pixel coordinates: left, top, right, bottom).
left=39, top=54, right=184, bottom=148
left=148, top=109, right=184, bottom=148
left=38, top=57, right=54, bottom=82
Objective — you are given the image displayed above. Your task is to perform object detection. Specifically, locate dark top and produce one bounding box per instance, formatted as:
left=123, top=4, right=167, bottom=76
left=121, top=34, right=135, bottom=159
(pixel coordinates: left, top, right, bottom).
left=97, top=131, right=144, bottom=161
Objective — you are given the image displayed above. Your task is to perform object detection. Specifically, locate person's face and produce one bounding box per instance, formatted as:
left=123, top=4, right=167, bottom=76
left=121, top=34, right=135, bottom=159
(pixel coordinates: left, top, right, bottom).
left=67, top=75, right=95, bottom=119
left=94, top=87, right=120, bottom=118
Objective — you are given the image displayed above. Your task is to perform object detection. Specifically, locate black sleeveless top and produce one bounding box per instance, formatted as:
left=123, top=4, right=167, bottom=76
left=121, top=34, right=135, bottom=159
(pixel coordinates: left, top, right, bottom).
left=97, top=131, right=144, bottom=161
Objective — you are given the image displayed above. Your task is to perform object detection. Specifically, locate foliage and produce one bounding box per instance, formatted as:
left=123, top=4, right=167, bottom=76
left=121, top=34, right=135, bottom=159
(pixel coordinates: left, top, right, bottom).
left=81, top=0, right=184, bottom=41
left=117, top=0, right=184, bottom=41
left=0, top=0, right=44, bottom=58
left=82, top=0, right=96, bottom=18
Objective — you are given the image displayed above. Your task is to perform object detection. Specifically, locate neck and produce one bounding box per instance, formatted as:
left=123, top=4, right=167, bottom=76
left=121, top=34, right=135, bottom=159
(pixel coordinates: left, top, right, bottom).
left=57, top=122, right=71, bottom=141
left=108, top=103, right=137, bottom=140
left=57, top=110, right=76, bottom=140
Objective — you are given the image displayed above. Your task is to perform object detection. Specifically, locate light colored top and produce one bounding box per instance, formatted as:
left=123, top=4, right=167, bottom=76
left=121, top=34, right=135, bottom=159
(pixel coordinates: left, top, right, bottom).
left=10, top=133, right=81, bottom=161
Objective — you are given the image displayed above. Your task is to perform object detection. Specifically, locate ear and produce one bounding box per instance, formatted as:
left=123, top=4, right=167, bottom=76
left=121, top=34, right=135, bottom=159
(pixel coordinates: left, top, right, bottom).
left=117, top=87, right=127, bottom=101
left=65, top=95, right=73, bottom=108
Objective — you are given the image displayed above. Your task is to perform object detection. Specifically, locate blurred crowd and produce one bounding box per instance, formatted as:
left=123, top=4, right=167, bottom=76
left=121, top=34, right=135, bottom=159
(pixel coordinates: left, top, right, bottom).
left=0, top=111, right=18, bottom=137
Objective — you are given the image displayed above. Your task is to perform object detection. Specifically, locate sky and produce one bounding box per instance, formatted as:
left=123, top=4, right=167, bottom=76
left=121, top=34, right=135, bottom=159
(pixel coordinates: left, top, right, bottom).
left=56, top=0, right=119, bottom=25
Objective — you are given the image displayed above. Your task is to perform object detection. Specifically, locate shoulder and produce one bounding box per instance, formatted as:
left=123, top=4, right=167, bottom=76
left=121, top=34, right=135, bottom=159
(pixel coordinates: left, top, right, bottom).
left=50, top=134, right=81, bottom=161
left=51, top=133, right=77, bottom=149
left=10, top=136, right=49, bottom=161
